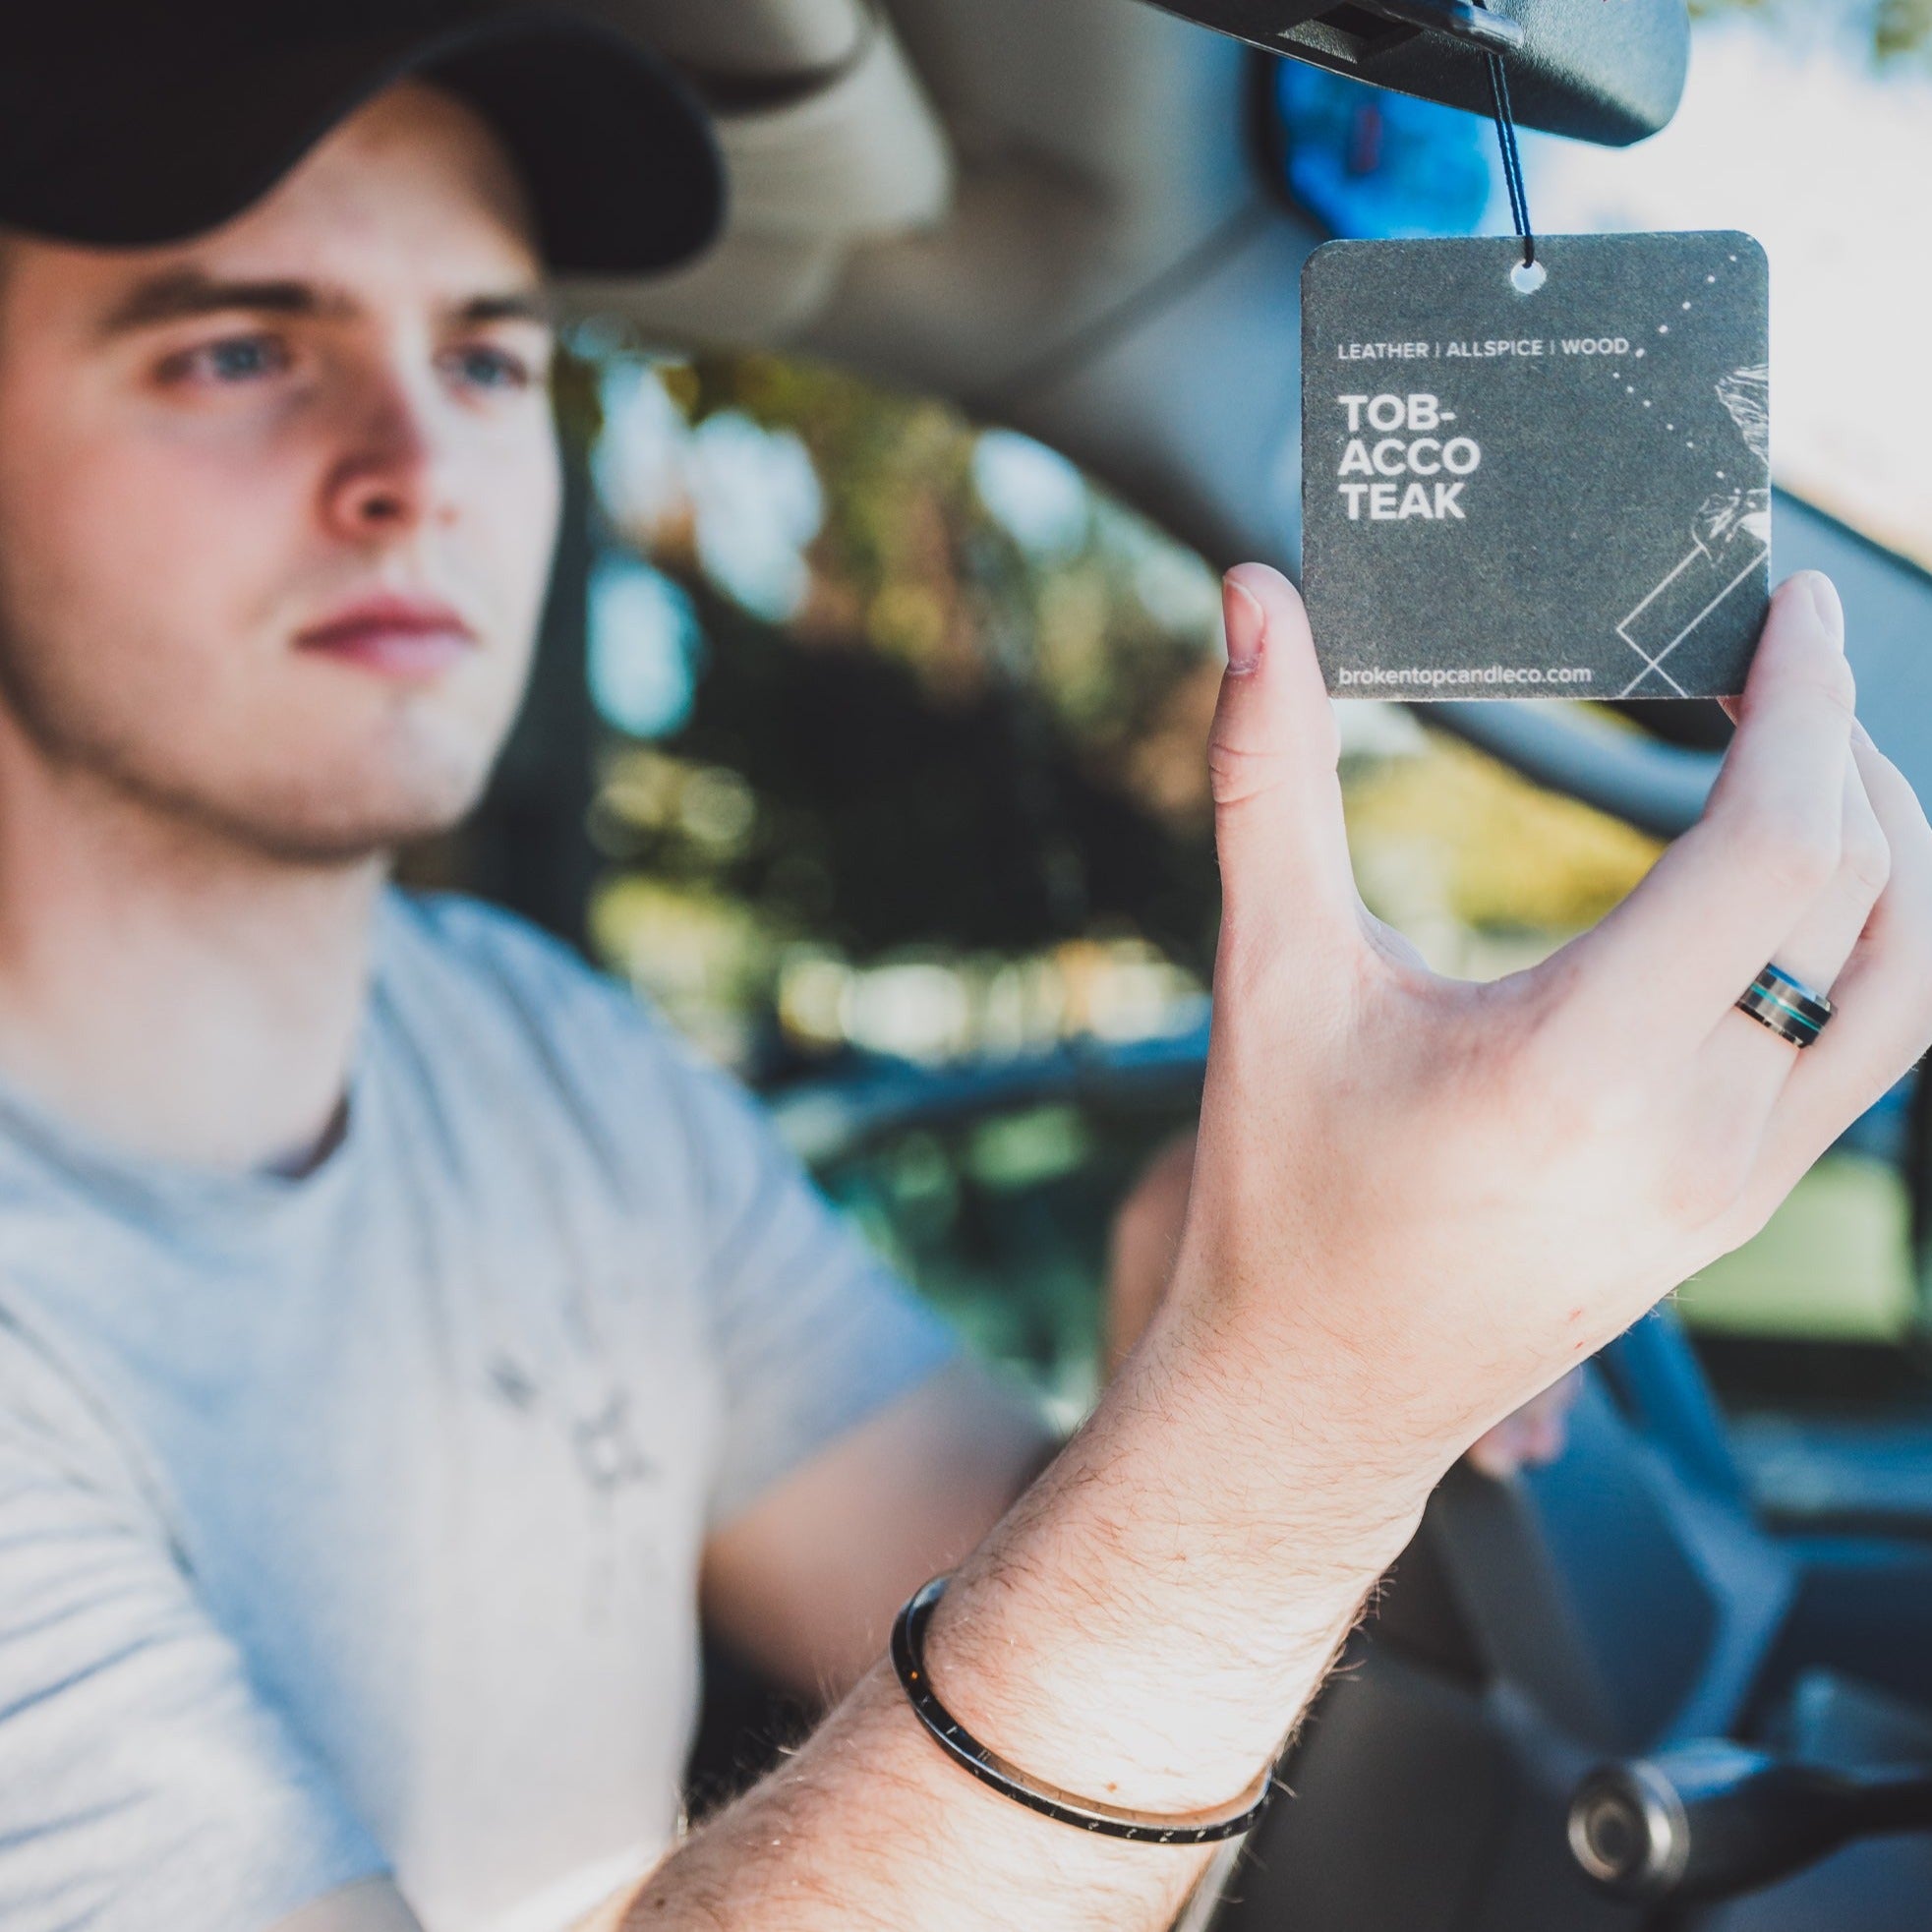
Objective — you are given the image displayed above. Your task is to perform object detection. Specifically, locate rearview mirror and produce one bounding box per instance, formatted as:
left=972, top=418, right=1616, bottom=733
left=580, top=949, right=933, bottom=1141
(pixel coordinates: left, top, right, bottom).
left=1137, top=0, right=1690, bottom=145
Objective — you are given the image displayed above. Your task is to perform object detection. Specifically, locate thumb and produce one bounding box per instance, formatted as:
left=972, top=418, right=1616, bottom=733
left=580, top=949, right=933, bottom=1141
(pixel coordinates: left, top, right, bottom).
left=1209, top=563, right=1359, bottom=961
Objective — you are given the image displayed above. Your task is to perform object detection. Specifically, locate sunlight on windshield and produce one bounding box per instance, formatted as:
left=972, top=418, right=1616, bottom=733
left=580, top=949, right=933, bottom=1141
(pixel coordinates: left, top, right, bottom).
left=1523, top=12, right=1932, bottom=567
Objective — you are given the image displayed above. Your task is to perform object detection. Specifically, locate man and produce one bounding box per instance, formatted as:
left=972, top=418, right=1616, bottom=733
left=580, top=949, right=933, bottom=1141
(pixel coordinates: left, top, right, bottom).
left=0, top=8, right=1924, bottom=1932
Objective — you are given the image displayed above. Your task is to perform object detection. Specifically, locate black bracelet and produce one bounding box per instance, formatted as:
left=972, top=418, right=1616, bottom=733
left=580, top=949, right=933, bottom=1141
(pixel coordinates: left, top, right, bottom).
left=890, top=1574, right=1279, bottom=1844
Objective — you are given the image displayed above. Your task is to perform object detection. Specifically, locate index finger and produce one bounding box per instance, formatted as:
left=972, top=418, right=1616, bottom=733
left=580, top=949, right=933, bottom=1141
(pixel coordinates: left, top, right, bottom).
left=1538, top=572, right=1855, bottom=1070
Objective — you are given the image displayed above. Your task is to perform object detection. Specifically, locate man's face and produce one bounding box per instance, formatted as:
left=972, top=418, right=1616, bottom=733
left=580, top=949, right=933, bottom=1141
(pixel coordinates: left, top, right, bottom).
left=0, top=81, right=562, bottom=863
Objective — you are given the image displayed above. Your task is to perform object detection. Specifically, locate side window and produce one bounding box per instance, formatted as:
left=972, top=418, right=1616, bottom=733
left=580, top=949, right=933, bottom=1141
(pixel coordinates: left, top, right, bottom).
left=425, top=322, right=1928, bottom=1498
left=576, top=348, right=1223, bottom=1420
left=580, top=350, right=1224, bottom=1068
left=558, top=342, right=1745, bottom=1426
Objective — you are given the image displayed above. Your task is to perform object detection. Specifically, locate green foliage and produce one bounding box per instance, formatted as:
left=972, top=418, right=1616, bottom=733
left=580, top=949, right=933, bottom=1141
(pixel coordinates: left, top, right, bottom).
left=587, top=349, right=1678, bottom=1056
left=1690, top=0, right=1932, bottom=57
left=591, top=352, right=1232, bottom=1021
left=1876, top=0, right=1932, bottom=55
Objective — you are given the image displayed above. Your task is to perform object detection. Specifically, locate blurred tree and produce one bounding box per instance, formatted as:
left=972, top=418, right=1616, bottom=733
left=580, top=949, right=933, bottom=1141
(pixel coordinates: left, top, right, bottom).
left=579, top=346, right=1668, bottom=1058
left=600, top=568, right=1223, bottom=979
left=592, top=351, right=1231, bottom=994
left=1690, top=0, right=1932, bottom=57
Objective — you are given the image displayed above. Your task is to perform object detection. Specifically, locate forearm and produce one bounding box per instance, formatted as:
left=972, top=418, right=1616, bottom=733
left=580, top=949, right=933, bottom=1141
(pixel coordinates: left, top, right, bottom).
left=600, top=554, right=1932, bottom=1929
left=600, top=1306, right=1429, bottom=1930
left=615, top=1671, right=1209, bottom=1931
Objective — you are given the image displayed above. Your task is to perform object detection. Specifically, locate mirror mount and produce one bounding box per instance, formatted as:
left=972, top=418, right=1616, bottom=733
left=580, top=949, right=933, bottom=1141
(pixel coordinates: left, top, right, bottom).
left=1136, top=0, right=1689, bottom=146
left=1369, top=1, right=1525, bottom=53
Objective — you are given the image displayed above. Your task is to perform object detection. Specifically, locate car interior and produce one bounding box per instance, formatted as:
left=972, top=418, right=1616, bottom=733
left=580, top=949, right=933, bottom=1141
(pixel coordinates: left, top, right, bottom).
left=449, top=3, right=1932, bottom=1925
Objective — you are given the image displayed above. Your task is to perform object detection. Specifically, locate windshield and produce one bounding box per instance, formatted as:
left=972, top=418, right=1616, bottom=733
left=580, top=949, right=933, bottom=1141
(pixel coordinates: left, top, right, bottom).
left=1529, top=8, right=1932, bottom=571
left=1269, top=6, right=1932, bottom=569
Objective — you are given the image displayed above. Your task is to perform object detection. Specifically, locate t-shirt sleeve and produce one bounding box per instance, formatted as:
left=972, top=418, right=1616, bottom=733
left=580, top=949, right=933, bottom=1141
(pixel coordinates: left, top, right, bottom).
left=0, top=1334, right=389, bottom=1932
left=641, top=1018, right=963, bottom=1531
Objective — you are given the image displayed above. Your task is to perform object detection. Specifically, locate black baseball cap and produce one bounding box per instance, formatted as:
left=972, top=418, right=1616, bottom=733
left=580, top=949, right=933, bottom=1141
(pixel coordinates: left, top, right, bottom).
left=0, top=2, right=727, bottom=276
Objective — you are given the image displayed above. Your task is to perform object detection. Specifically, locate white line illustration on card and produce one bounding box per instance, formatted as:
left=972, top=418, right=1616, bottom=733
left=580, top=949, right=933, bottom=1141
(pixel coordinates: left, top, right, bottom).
left=1614, top=365, right=1772, bottom=699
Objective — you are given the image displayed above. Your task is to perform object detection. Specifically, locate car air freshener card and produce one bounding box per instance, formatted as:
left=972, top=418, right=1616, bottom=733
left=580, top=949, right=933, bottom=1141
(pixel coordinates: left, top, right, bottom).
left=1300, top=231, right=1770, bottom=700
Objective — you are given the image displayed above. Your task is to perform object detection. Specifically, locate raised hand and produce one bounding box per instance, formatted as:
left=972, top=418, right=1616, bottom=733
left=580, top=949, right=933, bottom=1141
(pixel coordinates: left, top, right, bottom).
left=612, top=562, right=1932, bottom=1932
left=1161, top=563, right=1931, bottom=1487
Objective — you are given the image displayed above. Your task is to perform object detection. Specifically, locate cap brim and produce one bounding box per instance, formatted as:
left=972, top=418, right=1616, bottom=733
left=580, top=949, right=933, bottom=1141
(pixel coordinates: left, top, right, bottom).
left=0, top=6, right=726, bottom=277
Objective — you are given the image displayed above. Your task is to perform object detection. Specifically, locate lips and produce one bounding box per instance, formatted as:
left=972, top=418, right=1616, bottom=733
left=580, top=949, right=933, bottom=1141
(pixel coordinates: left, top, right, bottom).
left=294, top=593, right=478, bottom=679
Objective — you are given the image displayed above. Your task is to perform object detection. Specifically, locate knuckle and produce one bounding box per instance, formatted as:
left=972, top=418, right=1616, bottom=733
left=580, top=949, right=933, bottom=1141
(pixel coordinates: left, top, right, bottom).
left=1842, top=815, right=1893, bottom=900
left=1734, top=809, right=1840, bottom=899
left=1209, top=906, right=1292, bottom=1010
left=1705, top=1186, right=1778, bottom=1259
left=1558, top=1081, right=1648, bottom=1165
left=1659, top=1130, right=1755, bottom=1232
left=1774, top=649, right=1858, bottom=722
left=1205, top=735, right=1285, bottom=811
left=1656, top=1161, right=1715, bottom=1231
left=1506, top=991, right=1634, bottom=1141
left=1815, top=653, right=1859, bottom=720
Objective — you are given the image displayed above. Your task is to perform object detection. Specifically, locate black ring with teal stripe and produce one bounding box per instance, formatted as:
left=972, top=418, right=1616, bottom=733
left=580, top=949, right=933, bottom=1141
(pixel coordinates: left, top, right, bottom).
left=1735, top=963, right=1835, bottom=1048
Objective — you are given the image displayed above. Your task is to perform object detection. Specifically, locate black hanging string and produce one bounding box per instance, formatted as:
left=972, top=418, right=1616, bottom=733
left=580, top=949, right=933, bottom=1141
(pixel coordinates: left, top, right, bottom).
left=1485, top=50, right=1536, bottom=269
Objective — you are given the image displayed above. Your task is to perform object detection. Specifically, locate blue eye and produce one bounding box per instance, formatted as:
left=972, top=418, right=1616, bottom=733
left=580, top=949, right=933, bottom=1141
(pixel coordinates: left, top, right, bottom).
left=445, top=345, right=534, bottom=392
left=196, top=333, right=285, bottom=382
left=166, top=334, right=290, bottom=385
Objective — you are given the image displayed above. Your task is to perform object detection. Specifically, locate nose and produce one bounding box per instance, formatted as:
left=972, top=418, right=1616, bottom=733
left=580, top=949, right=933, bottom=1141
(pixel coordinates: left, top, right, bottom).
left=319, top=365, right=460, bottom=545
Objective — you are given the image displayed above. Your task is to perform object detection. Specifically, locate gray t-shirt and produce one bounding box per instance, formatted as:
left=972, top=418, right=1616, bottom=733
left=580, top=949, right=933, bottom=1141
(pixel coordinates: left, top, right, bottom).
left=0, top=891, right=959, bottom=1932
